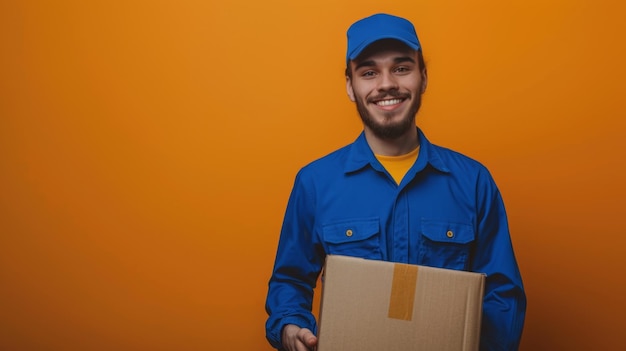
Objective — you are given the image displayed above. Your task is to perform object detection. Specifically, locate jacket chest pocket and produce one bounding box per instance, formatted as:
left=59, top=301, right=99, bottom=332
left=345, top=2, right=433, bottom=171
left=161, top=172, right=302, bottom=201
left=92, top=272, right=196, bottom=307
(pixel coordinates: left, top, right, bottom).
left=418, top=220, right=475, bottom=270
left=322, top=218, right=382, bottom=260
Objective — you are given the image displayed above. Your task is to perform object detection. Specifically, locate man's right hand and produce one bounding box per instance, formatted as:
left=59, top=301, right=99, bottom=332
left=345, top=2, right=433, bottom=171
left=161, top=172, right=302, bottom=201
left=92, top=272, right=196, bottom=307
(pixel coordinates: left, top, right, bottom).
left=281, top=324, right=318, bottom=351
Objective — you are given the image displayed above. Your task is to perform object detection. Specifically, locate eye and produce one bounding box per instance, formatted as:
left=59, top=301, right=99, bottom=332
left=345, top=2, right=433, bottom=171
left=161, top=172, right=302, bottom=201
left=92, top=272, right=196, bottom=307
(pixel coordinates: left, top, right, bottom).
left=394, top=66, right=411, bottom=74
left=360, top=70, right=377, bottom=78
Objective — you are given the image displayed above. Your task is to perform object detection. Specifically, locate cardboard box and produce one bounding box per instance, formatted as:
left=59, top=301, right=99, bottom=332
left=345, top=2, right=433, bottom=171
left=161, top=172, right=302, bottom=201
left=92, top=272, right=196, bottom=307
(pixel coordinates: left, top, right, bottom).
left=317, top=255, right=485, bottom=351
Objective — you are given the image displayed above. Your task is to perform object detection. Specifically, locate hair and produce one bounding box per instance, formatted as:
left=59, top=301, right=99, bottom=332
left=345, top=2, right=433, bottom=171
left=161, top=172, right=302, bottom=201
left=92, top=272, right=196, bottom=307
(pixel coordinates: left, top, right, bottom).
left=345, top=49, right=426, bottom=79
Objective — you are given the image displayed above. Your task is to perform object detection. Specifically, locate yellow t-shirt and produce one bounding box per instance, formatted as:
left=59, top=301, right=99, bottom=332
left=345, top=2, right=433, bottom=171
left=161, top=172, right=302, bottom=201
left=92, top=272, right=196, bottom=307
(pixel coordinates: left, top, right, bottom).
left=375, top=146, right=420, bottom=185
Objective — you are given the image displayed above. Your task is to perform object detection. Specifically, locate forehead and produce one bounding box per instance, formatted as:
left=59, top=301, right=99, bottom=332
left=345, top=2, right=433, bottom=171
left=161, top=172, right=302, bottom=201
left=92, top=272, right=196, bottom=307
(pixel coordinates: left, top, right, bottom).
left=351, top=39, right=416, bottom=64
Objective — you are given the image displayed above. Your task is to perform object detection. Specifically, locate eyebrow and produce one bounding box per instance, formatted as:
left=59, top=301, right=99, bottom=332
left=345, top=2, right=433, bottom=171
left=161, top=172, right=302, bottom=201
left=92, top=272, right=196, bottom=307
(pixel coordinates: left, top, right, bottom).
left=354, top=56, right=416, bottom=71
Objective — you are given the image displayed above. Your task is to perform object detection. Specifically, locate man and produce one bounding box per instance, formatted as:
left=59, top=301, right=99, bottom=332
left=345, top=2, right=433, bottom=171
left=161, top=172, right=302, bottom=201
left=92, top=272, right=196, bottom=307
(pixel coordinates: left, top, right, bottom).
left=265, top=13, right=526, bottom=351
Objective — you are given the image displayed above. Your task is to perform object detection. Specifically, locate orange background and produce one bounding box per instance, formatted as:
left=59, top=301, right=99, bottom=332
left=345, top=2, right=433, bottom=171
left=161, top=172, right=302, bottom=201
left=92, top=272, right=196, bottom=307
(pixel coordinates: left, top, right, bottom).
left=1, top=0, right=625, bottom=350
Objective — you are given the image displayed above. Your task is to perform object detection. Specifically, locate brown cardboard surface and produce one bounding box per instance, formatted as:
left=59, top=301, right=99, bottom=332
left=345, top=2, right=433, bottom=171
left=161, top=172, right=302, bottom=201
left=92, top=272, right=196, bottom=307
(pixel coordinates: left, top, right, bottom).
left=317, top=255, right=485, bottom=351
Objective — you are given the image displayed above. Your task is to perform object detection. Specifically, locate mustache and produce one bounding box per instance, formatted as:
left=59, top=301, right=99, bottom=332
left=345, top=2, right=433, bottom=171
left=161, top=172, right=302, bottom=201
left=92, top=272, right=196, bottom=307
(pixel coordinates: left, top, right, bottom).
left=367, top=90, right=411, bottom=103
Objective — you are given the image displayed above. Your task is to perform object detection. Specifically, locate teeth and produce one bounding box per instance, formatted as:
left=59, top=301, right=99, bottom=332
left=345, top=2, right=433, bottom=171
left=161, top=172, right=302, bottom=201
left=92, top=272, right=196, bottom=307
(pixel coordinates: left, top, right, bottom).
left=377, top=99, right=402, bottom=106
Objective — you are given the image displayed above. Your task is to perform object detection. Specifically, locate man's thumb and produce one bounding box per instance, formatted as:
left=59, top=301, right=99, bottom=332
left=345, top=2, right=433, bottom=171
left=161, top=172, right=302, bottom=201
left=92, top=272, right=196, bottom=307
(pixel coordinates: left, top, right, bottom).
left=304, top=333, right=317, bottom=347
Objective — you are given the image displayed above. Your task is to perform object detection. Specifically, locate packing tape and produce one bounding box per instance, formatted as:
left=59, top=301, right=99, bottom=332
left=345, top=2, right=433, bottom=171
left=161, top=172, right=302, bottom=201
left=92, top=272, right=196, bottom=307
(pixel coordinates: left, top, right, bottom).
left=388, top=263, right=418, bottom=321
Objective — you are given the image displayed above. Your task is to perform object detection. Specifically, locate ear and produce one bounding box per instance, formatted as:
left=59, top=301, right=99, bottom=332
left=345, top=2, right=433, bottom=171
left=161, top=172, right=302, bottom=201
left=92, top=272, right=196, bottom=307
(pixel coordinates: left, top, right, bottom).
left=346, top=76, right=356, bottom=102
left=420, top=69, right=428, bottom=94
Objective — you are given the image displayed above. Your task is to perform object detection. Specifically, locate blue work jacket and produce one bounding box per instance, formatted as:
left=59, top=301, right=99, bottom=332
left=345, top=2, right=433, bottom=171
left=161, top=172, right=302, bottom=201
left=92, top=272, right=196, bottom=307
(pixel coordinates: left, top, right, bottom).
left=266, top=128, right=526, bottom=350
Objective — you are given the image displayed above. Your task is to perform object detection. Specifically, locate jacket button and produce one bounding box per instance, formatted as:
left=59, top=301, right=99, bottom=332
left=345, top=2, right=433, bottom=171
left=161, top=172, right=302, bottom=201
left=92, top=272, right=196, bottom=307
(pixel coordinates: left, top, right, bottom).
left=446, top=230, right=454, bottom=238
left=346, top=229, right=353, bottom=237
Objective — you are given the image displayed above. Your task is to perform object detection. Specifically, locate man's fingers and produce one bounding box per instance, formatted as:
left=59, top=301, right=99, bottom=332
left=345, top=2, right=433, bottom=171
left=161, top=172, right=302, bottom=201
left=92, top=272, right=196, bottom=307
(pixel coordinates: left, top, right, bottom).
left=297, top=328, right=318, bottom=348
left=282, top=325, right=318, bottom=351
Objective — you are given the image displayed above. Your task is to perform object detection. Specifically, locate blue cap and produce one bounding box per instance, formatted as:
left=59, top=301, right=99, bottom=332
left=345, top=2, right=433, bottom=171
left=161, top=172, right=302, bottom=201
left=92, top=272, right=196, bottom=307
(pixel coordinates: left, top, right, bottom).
left=346, top=13, right=421, bottom=62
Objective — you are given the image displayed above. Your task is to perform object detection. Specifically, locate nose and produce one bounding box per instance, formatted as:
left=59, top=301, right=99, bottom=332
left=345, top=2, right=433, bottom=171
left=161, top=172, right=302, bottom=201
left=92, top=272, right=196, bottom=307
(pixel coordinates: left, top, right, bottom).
left=378, top=71, right=399, bottom=92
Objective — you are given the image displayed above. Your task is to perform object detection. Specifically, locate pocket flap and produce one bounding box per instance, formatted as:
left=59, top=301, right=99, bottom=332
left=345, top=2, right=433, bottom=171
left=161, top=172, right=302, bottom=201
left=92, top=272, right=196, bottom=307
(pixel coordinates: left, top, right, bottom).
left=322, top=218, right=380, bottom=244
left=421, top=220, right=475, bottom=244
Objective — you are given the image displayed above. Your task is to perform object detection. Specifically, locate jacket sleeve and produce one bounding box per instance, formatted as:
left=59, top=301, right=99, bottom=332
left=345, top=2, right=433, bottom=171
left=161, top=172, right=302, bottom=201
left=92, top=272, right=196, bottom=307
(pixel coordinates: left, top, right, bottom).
left=265, top=169, right=325, bottom=350
left=473, top=169, right=527, bottom=351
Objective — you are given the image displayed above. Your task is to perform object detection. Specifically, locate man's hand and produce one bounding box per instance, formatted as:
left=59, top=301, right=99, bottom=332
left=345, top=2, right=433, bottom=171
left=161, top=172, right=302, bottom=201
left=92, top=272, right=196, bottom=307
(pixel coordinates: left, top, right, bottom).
left=281, top=324, right=318, bottom=351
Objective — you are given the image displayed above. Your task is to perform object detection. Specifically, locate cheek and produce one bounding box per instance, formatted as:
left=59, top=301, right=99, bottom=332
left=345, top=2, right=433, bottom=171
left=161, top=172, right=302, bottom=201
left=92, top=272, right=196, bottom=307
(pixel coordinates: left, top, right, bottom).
left=350, top=83, right=371, bottom=102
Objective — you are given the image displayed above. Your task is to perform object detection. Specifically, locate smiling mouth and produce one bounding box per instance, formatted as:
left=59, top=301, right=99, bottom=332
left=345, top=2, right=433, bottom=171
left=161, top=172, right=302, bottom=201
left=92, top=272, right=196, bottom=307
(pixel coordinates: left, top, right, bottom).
left=375, top=98, right=404, bottom=107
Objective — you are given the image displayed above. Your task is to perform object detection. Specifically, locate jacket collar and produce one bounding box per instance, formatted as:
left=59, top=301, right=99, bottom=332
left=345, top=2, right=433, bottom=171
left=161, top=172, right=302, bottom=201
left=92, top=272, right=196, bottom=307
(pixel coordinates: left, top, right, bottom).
left=344, top=128, right=450, bottom=174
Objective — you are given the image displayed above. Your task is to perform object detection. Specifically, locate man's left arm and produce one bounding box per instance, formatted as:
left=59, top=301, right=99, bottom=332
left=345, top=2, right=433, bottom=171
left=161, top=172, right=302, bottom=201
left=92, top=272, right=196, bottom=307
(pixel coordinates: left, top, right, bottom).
left=473, top=169, right=527, bottom=351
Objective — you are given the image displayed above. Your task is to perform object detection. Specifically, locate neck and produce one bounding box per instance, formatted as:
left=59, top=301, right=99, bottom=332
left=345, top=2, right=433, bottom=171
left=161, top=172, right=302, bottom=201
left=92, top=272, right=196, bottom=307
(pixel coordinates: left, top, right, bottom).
left=364, top=127, right=420, bottom=156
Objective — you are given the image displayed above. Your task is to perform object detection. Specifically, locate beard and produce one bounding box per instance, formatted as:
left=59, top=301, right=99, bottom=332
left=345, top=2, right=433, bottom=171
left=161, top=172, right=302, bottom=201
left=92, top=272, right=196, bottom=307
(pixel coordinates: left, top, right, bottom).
left=355, top=89, right=422, bottom=140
